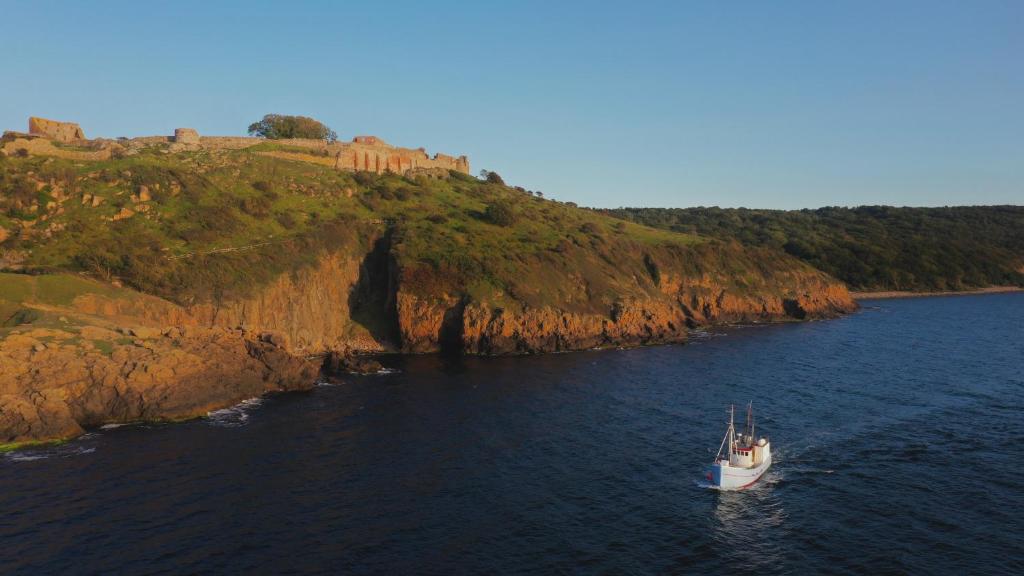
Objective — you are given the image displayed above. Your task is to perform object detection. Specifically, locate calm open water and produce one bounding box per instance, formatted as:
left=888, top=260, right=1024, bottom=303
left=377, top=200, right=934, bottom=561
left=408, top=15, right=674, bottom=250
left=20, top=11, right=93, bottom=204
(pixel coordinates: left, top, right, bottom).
left=2, top=294, right=1023, bottom=575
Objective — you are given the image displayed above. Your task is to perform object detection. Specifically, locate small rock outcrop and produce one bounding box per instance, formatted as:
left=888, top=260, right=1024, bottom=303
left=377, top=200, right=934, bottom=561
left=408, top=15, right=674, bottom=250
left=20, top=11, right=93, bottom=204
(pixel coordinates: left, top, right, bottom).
left=323, top=351, right=384, bottom=375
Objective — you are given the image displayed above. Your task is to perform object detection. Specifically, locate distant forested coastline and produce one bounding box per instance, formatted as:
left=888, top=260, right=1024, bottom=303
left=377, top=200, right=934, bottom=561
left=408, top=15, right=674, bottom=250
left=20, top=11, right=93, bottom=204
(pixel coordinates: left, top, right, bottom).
left=600, top=206, right=1024, bottom=292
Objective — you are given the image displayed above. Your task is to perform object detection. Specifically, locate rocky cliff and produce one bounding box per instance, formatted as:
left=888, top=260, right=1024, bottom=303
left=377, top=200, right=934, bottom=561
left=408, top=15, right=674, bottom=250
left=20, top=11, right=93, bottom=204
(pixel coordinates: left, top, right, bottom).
left=0, top=137, right=856, bottom=449
left=0, top=235, right=853, bottom=449
left=0, top=324, right=315, bottom=447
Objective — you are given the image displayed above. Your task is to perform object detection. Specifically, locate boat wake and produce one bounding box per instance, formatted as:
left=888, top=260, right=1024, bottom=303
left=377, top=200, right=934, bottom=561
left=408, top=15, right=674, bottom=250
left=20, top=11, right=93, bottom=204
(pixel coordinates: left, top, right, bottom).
left=206, top=398, right=264, bottom=427
left=696, top=480, right=727, bottom=491
left=788, top=465, right=835, bottom=475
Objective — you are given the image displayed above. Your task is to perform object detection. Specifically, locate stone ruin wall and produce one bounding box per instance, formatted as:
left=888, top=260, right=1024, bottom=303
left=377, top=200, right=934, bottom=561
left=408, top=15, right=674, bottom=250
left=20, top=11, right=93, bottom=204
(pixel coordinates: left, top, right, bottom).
left=4, top=118, right=470, bottom=175
left=196, top=135, right=470, bottom=174
left=28, top=117, right=85, bottom=142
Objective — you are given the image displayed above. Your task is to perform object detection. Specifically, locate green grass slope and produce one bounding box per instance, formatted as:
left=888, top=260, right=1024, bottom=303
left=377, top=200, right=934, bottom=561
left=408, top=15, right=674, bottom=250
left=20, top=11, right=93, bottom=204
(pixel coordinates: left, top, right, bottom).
left=0, top=142, right=844, bottom=325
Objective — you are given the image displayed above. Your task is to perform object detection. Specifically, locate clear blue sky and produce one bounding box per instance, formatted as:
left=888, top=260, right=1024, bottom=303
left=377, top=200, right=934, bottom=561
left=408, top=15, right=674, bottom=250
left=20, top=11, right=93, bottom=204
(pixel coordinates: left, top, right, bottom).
left=2, top=0, right=1021, bottom=209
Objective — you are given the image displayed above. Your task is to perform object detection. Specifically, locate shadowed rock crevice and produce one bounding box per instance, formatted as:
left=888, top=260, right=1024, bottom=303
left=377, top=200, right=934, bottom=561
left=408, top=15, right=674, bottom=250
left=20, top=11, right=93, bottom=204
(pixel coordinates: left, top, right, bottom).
left=348, top=232, right=401, bottom=348
left=782, top=298, right=807, bottom=319
left=438, top=299, right=468, bottom=356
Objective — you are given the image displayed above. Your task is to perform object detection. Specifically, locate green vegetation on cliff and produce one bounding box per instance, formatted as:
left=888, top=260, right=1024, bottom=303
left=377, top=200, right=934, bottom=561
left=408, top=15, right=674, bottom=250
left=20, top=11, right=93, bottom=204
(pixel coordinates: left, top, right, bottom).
left=0, top=138, right=855, bottom=358
left=602, top=206, right=1024, bottom=292
left=1, top=143, right=709, bottom=311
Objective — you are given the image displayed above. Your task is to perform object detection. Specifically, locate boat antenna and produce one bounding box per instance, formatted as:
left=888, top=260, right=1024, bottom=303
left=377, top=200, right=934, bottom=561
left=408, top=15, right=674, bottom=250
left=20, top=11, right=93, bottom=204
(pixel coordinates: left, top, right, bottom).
left=749, top=401, right=755, bottom=440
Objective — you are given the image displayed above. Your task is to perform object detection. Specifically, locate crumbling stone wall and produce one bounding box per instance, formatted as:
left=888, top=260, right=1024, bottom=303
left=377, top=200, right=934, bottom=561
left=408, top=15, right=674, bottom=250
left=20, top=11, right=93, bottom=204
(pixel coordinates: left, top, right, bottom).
left=10, top=117, right=470, bottom=174
left=28, top=117, right=85, bottom=142
left=202, top=134, right=470, bottom=174
left=279, top=136, right=470, bottom=174
left=0, top=135, right=112, bottom=160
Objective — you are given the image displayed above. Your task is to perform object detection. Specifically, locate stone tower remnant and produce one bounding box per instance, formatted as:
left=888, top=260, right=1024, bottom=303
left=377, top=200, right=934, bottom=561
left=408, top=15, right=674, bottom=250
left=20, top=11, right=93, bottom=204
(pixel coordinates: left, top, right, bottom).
left=174, top=128, right=200, bottom=144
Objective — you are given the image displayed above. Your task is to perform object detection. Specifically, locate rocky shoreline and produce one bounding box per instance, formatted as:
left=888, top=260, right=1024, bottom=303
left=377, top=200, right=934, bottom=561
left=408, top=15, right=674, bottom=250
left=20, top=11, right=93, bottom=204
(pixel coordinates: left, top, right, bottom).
left=851, top=286, right=1024, bottom=300
left=0, top=292, right=854, bottom=451
left=1, top=244, right=856, bottom=450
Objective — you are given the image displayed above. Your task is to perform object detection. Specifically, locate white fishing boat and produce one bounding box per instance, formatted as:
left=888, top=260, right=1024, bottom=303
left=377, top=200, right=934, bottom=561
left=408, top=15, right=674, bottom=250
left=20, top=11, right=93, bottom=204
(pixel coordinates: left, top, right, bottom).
left=706, top=403, right=771, bottom=490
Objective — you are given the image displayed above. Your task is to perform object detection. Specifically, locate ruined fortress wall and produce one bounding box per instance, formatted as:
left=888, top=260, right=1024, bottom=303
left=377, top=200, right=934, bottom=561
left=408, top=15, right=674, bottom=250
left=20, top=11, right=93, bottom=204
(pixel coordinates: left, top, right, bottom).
left=198, top=136, right=263, bottom=150
left=0, top=135, right=111, bottom=160
left=29, top=117, right=85, bottom=142
left=131, top=136, right=173, bottom=145
left=331, top=141, right=469, bottom=174
left=11, top=117, right=469, bottom=175
left=197, top=135, right=470, bottom=174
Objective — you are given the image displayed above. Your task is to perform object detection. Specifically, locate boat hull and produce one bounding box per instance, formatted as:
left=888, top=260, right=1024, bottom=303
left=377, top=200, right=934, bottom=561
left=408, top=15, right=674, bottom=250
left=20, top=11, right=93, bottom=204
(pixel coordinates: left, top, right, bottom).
left=708, top=450, right=772, bottom=490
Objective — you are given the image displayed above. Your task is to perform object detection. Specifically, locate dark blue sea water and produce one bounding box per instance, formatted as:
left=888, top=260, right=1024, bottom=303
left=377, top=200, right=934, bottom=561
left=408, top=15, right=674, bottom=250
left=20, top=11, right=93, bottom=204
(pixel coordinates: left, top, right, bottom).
left=2, top=294, right=1023, bottom=575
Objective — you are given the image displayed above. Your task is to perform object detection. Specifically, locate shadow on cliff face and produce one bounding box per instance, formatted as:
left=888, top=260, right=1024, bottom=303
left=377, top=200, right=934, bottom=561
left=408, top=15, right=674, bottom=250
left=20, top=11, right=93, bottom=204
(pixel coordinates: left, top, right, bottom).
left=438, top=299, right=467, bottom=356
left=782, top=298, right=807, bottom=319
left=349, top=233, right=401, bottom=348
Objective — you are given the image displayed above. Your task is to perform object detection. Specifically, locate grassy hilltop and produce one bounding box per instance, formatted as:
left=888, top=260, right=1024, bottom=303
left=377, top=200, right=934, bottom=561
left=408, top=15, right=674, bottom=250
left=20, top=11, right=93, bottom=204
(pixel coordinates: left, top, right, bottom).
left=0, top=141, right=842, bottom=325
left=1, top=143, right=696, bottom=305
left=603, top=206, right=1024, bottom=292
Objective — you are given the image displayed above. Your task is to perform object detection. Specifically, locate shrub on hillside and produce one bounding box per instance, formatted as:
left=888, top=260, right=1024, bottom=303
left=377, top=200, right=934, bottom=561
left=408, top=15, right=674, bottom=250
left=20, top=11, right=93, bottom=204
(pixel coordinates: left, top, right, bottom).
left=353, top=171, right=377, bottom=186
left=484, top=199, right=517, bottom=227
left=238, top=195, right=272, bottom=218
left=275, top=211, right=297, bottom=229
left=247, top=114, right=338, bottom=142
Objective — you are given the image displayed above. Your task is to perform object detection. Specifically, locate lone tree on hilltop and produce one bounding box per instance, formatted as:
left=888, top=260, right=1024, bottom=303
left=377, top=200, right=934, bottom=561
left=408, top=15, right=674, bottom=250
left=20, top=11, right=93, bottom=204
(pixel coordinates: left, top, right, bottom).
left=248, top=114, right=338, bottom=142
left=479, top=169, right=505, bottom=185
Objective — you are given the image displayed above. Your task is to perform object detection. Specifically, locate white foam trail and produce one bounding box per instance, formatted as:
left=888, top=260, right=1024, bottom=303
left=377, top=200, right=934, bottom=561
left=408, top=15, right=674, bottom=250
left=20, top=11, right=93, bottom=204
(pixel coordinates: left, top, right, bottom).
left=206, top=397, right=264, bottom=428
left=5, top=452, right=49, bottom=462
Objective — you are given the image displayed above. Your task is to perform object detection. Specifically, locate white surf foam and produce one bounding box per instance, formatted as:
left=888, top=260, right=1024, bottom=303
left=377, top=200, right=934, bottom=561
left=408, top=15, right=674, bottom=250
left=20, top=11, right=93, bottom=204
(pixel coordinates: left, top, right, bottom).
left=4, top=444, right=96, bottom=463
left=206, top=397, right=264, bottom=428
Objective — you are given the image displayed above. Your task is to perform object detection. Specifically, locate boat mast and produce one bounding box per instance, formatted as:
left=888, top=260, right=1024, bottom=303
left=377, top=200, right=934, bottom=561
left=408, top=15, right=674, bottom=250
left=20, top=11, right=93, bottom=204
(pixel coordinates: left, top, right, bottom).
left=727, top=404, right=735, bottom=459
left=749, top=402, right=755, bottom=440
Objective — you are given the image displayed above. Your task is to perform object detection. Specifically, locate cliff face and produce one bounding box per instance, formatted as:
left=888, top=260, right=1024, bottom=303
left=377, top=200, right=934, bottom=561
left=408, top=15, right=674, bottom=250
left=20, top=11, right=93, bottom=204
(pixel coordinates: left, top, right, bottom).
left=190, top=250, right=386, bottom=354
left=391, top=243, right=855, bottom=355
left=0, top=324, right=316, bottom=447
left=0, top=237, right=854, bottom=448
left=171, top=237, right=856, bottom=358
